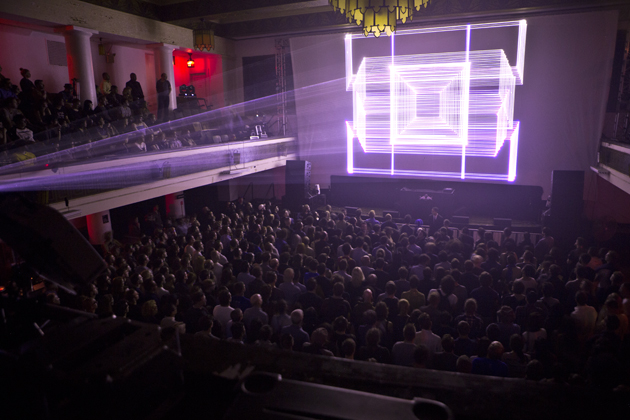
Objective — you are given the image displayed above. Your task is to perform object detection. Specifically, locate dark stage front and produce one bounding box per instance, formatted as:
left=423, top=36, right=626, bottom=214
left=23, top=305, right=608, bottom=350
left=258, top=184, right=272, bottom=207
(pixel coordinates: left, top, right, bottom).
left=329, top=175, right=544, bottom=222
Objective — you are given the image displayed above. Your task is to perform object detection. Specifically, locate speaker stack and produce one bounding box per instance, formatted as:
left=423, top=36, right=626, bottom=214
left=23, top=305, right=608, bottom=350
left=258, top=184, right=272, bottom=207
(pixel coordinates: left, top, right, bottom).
left=285, top=160, right=311, bottom=210
left=549, top=170, right=584, bottom=238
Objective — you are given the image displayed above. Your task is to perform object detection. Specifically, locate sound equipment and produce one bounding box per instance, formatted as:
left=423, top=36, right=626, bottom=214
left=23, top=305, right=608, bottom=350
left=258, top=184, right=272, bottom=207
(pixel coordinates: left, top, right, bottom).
left=493, top=218, right=512, bottom=229
left=550, top=170, right=584, bottom=220
left=451, top=216, right=470, bottom=226
left=285, top=160, right=311, bottom=209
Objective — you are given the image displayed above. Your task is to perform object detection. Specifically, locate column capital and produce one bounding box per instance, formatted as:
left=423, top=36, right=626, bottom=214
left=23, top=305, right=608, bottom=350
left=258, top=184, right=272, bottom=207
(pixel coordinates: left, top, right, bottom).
left=148, top=43, right=179, bottom=52
left=55, top=25, right=99, bottom=37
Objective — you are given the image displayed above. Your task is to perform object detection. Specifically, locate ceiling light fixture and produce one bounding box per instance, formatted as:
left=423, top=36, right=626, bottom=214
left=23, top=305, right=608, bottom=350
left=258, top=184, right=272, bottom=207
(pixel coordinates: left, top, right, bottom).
left=330, top=0, right=431, bottom=37
left=193, top=18, right=215, bottom=51
left=186, top=53, right=195, bottom=68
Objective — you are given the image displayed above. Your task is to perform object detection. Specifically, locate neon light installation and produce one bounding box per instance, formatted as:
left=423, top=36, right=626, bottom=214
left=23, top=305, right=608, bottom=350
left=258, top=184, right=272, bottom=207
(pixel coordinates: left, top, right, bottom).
left=346, top=20, right=527, bottom=182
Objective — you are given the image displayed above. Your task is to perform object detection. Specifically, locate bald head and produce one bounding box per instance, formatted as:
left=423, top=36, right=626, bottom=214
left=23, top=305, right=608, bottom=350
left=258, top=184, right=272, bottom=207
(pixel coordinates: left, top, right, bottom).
left=283, top=268, right=294, bottom=283
left=291, top=309, right=303, bottom=325
left=250, top=294, right=262, bottom=307
left=363, top=289, right=373, bottom=303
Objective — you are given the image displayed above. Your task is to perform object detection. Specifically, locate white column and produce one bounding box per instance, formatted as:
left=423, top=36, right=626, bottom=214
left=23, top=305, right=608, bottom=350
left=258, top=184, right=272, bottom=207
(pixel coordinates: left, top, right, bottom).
left=59, top=26, right=99, bottom=106
left=151, top=43, right=178, bottom=112
left=86, top=210, right=112, bottom=245
left=165, top=191, right=186, bottom=219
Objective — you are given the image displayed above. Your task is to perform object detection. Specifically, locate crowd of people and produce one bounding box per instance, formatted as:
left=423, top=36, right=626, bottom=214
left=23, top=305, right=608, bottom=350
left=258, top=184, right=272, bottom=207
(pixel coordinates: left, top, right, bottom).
left=0, top=67, right=204, bottom=163
left=40, top=201, right=629, bottom=389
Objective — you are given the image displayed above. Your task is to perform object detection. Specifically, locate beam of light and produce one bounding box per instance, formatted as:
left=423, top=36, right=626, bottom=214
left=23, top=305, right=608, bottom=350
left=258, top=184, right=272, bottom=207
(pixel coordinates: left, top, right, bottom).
left=0, top=76, right=348, bottom=177
left=345, top=34, right=354, bottom=91
left=508, top=121, right=519, bottom=182
left=357, top=51, right=511, bottom=155
left=514, top=19, right=527, bottom=84
left=347, top=19, right=526, bottom=181
left=346, top=120, right=354, bottom=174
left=461, top=23, right=471, bottom=180
left=352, top=167, right=510, bottom=181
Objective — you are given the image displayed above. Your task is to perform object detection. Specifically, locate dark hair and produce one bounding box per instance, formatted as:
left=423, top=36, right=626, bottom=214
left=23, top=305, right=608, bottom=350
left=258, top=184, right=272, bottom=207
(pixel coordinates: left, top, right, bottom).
left=218, top=289, right=231, bottom=306
left=413, top=345, right=429, bottom=365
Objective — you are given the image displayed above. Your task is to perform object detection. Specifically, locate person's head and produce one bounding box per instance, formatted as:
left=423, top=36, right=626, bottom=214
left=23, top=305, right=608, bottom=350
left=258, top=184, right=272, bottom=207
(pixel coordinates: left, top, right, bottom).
left=130, top=73, right=137, bottom=81
left=497, top=306, right=515, bottom=323
left=365, top=327, right=381, bottom=347
left=464, top=298, right=477, bottom=315
left=280, top=333, right=294, bottom=350
left=427, top=290, right=440, bottom=306
left=332, top=282, right=344, bottom=297
left=441, top=334, right=454, bottom=353
left=398, top=299, right=410, bottom=316
left=250, top=293, right=263, bottom=308
left=341, top=338, right=356, bottom=359
left=479, top=272, right=492, bottom=287
left=509, top=333, right=524, bottom=354
left=13, top=114, right=27, bottom=129
left=362, top=288, right=373, bottom=303
left=291, top=309, right=304, bottom=325
left=525, top=360, right=545, bottom=381
left=441, top=275, right=455, bottom=295
left=218, top=289, right=231, bottom=307
left=385, top=281, right=396, bottom=297
left=375, top=301, right=389, bottom=321
left=311, top=327, right=328, bottom=346
left=409, top=275, right=419, bottom=290
left=413, top=345, right=429, bottom=368
left=102, top=72, right=110, bottom=81
left=431, top=207, right=439, bottom=216
left=396, top=323, right=414, bottom=345
left=142, top=300, right=158, bottom=318
left=231, top=322, right=245, bottom=340
left=230, top=308, right=243, bottom=323
left=512, top=280, right=525, bottom=295
left=575, top=291, right=588, bottom=306
left=161, top=73, right=167, bottom=80
left=486, top=323, right=501, bottom=342
left=456, top=355, right=472, bottom=373
left=351, top=266, right=365, bottom=285
left=418, top=313, right=432, bottom=331
left=457, top=320, right=470, bottom=337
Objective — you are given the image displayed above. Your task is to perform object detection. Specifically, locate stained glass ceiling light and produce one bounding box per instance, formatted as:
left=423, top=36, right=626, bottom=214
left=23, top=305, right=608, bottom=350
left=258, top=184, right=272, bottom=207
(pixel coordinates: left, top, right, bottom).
left=193, top=19, right=214, bottom=51
left=329, top=0, right=430, bottom=37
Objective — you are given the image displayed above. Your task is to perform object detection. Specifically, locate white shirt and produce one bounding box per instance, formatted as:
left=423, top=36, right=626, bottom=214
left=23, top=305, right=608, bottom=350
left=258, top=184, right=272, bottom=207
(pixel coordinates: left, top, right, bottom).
left=413, top=329, right=442, bottom=357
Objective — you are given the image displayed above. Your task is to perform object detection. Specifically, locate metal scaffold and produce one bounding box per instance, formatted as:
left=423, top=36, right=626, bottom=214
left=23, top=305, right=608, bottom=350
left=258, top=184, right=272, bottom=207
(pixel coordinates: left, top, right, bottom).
left=275, top=38, right=290, bottom=136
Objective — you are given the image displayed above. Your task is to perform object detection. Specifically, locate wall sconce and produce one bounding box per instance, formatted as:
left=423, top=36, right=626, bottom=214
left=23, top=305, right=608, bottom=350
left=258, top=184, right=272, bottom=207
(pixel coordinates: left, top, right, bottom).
left=187, top=53, right=195, bottom=68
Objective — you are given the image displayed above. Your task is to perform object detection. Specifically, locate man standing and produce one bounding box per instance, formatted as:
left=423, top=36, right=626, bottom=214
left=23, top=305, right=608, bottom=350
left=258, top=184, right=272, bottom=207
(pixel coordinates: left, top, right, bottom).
left=126, top=73, right=145, bottom=103
left=156, top=73, right=171, bottom=122
left=428, top=207, right=444, bottom=236
left=99, top=72, right=112, bottom=96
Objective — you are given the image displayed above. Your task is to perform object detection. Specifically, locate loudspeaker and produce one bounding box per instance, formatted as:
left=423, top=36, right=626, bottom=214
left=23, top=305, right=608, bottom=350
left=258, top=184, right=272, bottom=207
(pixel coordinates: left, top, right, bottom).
left=452, top=216, right=470, bottom=226
left=493, top=218, right=512, bottom=229
left=606, top=30, right=628, bottom=112
left=285, top=160, right=311, bottom=209
left=550, top=170, right=584, bottom=220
